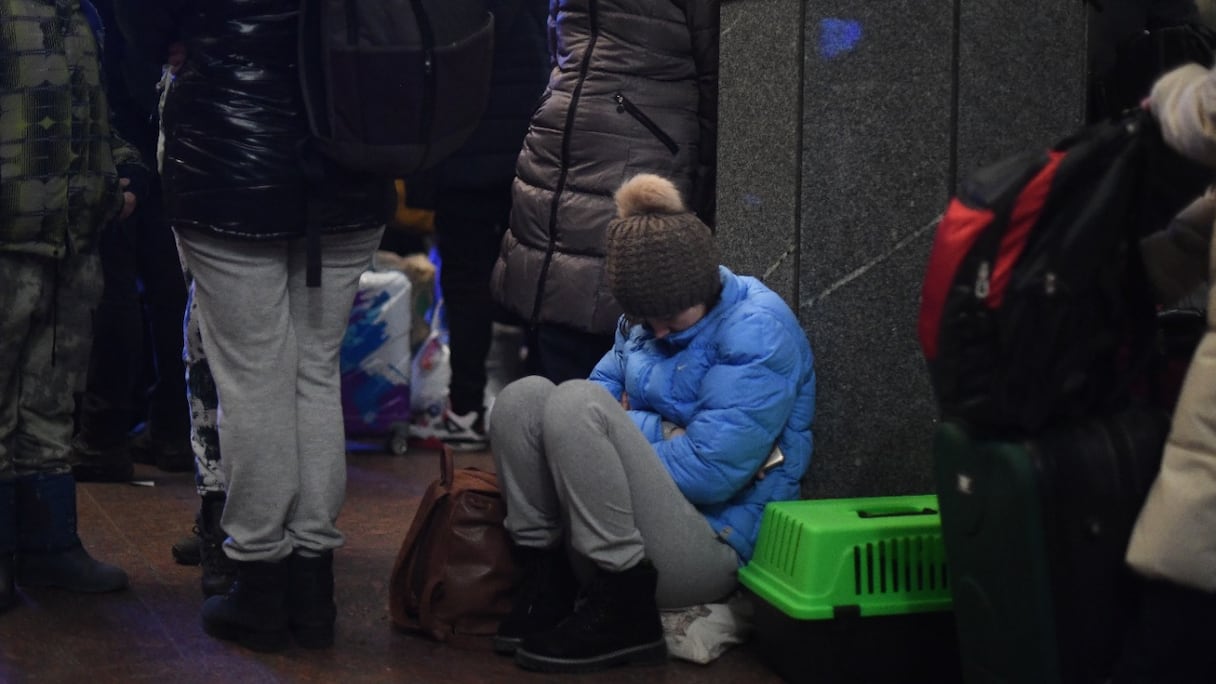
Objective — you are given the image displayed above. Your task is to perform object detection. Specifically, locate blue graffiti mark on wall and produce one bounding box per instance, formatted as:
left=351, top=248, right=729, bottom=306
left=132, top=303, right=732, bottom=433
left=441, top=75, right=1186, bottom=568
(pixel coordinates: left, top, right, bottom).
left=819, top=18, right=862, bottom=59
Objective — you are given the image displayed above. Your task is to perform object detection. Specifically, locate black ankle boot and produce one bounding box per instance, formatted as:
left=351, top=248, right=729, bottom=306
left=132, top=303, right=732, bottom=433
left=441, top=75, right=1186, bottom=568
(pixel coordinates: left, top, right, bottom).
left=493, top=546, right=579, bottom=655
left=14, top=473, right=127, bottom=593
left=514, top=559, right=666, bottom=673
left=1, top=480, right=14, bottom=613
left=201, top=558, right=290, bottom=652
left=288, top=550, right=336, bottom=649
left=197, top=495, right=236, bottom=597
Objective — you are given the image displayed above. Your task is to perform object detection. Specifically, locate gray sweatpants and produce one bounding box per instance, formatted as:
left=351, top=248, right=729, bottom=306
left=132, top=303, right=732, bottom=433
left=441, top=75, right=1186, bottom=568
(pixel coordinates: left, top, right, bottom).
left=174, top=227, right=382, bottom=561
left=489, top=377, right=740, bottom=609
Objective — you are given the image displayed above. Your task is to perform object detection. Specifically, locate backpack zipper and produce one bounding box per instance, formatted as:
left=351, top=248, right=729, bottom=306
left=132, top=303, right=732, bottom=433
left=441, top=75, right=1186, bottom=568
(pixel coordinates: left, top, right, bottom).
left=614, top=92, right=679, bottom=155
left=974, top=260, right=991, bottom=300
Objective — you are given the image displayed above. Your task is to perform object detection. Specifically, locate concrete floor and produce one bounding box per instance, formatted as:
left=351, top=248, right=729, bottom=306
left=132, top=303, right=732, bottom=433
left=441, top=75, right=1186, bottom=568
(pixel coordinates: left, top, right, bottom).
left=0, top=447, right=787, bottom=683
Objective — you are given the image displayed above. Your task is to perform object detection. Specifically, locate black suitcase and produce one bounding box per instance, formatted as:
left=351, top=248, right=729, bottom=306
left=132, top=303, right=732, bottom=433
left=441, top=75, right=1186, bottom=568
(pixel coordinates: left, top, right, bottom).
left=933, top=407, right=1169, bottom=683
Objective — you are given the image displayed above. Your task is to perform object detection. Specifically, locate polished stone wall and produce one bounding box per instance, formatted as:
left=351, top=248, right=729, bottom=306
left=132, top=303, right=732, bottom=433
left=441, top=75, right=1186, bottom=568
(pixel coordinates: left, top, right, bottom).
left=716, top=0, right=1088, bottom=497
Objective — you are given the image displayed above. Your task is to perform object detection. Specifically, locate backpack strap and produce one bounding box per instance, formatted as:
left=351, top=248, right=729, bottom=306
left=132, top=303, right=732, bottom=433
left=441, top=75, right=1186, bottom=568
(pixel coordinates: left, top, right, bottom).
left=298, top=140, right=325, bottom=287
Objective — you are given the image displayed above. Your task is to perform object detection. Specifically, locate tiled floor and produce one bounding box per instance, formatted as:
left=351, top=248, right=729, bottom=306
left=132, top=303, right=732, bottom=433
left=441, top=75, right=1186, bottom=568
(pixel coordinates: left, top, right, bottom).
left=0, top=447, right=786, bottom=683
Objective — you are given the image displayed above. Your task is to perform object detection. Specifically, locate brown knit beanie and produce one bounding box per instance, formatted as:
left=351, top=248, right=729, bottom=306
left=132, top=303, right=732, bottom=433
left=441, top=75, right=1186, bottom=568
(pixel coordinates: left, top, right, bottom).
left=605, top=174, right=721, bottom=318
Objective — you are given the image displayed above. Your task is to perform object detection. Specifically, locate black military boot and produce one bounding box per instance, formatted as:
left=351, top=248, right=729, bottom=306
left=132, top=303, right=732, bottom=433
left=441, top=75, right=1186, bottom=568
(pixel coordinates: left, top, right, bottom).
left=514, top=559, right=666, bottom=673
left=493, top=545, right=580, bottom=655
left=201, top=558, right=290, bottom=652
left=170, top=531, right=201, bottom=566
left=197, top=494, right=236, bottom=597
left=14, top=473, right=128, bottom=593
left=1, top=480, right=15, bottom=613
left=288, top=550, right=337, bottom=649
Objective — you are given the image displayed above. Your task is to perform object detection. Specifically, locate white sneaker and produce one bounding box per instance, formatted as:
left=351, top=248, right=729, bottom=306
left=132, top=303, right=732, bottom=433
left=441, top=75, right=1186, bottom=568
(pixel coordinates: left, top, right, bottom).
left=410, top=407, right=489, bottom=451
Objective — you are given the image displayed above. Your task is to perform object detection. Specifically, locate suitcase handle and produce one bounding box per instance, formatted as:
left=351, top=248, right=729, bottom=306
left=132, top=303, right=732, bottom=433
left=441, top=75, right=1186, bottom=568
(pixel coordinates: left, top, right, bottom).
left=856, top=507, right=938, bottom=519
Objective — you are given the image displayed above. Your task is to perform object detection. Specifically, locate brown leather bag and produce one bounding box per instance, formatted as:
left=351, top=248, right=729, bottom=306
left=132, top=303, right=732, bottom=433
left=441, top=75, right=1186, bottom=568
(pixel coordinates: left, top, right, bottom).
left=388, top=446, right=519, bottom=647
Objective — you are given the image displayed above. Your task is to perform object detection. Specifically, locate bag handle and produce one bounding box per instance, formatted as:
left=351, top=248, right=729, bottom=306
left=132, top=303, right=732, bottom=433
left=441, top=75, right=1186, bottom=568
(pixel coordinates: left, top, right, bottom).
left=440, top=445, right=455, bottom=488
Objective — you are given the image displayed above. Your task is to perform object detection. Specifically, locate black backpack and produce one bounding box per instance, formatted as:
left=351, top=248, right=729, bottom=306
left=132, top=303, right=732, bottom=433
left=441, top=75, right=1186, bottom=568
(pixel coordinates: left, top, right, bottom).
left=298, top=0, right=495, bottom=178
left=917, top=110, right=1211, bottom=438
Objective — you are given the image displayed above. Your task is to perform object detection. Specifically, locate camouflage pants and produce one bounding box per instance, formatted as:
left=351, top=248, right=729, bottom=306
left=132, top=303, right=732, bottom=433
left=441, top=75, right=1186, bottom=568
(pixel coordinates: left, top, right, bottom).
left=0, top=251, right=101, bottom=477
left=182, top=268, right=225, bottom=497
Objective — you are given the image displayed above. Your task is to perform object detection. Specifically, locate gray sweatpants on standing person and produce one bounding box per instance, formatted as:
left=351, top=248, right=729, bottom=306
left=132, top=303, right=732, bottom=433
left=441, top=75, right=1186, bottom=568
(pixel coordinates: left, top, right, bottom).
left=174, top=227, right=383, bottom=561
left=489, top=376, right=740, bottom=609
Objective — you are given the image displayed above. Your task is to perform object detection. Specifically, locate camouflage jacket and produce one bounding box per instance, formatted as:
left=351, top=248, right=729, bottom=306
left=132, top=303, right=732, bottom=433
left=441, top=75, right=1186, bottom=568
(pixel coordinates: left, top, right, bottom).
left=0, top=0, right=143, bottom=258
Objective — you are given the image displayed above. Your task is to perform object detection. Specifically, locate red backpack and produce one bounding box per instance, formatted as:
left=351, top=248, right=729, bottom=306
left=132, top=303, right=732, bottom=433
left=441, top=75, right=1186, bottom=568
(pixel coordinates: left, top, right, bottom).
left=918, top=110, right=1210, bottom=437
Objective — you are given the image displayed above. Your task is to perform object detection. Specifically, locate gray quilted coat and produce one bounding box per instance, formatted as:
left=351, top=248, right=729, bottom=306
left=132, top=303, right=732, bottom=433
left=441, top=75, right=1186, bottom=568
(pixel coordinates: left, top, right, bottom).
left=491, top=0, right=719, bottom=335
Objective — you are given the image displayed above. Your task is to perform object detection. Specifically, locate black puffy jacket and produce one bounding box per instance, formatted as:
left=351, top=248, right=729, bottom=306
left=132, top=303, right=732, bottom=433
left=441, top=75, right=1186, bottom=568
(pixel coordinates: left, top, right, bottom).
left=123, top=0, right=390, bottom=240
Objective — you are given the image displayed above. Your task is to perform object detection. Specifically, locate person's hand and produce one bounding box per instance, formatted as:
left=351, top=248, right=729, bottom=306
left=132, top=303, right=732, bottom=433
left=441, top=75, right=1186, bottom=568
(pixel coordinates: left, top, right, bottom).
left=119, top=178, right=137, bottom=220
left=620, top=392, right=630, bottom=411
left=167, top=41, right=186, bottom=73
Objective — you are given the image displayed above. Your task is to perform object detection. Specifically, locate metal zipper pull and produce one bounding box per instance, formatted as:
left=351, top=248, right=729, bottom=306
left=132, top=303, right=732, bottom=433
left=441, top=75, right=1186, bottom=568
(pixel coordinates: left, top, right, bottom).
left=975, top=260, right=991, bottom=300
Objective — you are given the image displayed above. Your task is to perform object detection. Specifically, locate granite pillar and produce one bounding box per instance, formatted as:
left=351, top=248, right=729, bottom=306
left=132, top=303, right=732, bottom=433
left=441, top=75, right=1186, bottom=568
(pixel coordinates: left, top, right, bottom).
left=717, top=0, right=1088, bottom=498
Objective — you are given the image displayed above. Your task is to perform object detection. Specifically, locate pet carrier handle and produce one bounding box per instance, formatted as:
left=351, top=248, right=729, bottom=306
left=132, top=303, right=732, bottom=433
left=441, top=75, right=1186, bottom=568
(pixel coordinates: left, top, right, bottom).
left=856, top=507, right=938, bottom=519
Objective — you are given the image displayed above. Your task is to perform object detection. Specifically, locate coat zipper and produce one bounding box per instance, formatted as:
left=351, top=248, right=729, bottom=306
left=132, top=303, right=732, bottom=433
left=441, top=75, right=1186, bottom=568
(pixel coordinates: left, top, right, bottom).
left=614, top=92, right=679, bottom=155
left=529, top=0, right=600, bottom=328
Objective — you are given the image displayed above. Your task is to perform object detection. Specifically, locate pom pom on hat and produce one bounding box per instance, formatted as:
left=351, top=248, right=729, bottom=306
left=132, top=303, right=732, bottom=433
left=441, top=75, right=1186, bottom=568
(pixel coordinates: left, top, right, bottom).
left=605, top=174, right=721, bottom=319
left=614, top=174, right=686, bottom=218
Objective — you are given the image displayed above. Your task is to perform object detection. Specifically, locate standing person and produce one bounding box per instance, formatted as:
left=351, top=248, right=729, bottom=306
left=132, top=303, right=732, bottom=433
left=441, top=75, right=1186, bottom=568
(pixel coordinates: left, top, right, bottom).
left=1086, top=0, right=1207, bottom=122
left=491, top=0, right=720, bottom=383
left=409, top=0, right=550, bottom=449
left=1116, top=61, right=1216, bottom=681
left=171, top=271, right=236, bottom=598
left=115, top=0, right=392, bottom=652
left=69, top=0, right=192, bottom=483
left=489, top=174, right=815, bottom=672
left=0, top=0, right=143, bottom=613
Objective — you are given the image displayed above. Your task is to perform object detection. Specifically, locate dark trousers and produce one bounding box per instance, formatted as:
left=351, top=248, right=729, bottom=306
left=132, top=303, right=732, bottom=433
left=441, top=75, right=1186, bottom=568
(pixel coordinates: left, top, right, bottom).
left=434, top=186, right=513, bottom=415
left=526, top=324, right=615, bottom=385
left=78, top=180, right=189, bottom=449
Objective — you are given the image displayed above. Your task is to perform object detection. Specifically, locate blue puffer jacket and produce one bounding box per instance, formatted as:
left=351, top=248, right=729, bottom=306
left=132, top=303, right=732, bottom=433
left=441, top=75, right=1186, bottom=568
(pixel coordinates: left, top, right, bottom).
left=589, top=266, right=816, bottom=563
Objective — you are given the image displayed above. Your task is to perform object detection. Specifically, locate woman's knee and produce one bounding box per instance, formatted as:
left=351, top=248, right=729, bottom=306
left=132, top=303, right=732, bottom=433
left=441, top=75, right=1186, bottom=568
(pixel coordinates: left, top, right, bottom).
left=489, top=376, right=554, bottom=435
left=542, top=380, right=612, bottom=424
